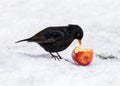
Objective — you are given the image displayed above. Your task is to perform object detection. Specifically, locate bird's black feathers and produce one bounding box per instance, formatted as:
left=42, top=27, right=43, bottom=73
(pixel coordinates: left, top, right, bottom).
left=16, top=24, right=84, bottom=60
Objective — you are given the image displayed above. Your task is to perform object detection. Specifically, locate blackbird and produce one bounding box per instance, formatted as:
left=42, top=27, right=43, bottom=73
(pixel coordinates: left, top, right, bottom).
left=16, top=24, right=84, bottom=60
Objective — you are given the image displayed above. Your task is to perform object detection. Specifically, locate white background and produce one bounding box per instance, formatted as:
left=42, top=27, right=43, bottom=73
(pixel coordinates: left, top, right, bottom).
left=0, top=0, right=120, bottom=86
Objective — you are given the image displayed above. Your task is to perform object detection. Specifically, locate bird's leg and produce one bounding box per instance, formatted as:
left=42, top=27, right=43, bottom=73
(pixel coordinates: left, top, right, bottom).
left=56, top=52, right=62, bottom=59
left=49, top=52, right=60, bottom=60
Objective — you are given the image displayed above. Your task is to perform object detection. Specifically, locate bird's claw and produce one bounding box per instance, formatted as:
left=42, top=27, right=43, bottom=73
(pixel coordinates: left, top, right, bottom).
left=50, top=53, right=62, bottom=61
left=51, top=55, right=60, bottom=60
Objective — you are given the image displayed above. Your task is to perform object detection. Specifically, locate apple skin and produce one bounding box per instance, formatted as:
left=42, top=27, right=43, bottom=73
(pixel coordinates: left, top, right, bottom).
left=72, top=47, right=94, bottom=66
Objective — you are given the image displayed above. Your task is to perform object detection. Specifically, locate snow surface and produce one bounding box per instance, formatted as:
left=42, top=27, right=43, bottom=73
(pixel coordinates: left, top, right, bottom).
left=0, top=0, right=120, bottom=86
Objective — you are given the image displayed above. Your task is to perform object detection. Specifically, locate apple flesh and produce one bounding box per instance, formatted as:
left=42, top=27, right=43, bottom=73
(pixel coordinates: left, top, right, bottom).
left=72, top=47, right=94, bottom=66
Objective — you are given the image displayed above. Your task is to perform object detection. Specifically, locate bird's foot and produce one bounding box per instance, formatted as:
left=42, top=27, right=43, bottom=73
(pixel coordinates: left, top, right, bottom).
left=56, top=52, right=62, bottom=59
left=50, top=53, right=62, bottom=61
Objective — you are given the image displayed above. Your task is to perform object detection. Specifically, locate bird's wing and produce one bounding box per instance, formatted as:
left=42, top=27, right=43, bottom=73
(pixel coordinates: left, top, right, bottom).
left=30, top=30, right=64, bottom=43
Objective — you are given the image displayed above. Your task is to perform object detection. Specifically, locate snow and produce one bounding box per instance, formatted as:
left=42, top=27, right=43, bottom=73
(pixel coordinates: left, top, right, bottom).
left=0, top=0, right=120, bottom=86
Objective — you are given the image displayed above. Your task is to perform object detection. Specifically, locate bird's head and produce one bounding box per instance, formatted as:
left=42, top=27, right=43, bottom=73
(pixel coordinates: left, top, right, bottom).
left=68, top=24, right=84, bottom=45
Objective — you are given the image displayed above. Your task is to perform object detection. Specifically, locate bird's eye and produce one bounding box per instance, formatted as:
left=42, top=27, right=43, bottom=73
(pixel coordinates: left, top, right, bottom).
left=77, top=33, right=80, bottom=37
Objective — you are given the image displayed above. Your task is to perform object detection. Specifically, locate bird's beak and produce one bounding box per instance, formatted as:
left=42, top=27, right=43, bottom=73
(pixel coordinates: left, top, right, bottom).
left=78, top=39, right=82, bottom=46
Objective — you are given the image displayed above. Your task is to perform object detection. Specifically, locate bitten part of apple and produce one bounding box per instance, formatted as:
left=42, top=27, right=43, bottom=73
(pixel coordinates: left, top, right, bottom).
left=72, top=47, right=94, bottom=66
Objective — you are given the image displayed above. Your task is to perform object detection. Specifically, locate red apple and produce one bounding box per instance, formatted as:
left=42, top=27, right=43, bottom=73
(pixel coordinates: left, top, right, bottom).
left=72, top=47, right=94, bottom=66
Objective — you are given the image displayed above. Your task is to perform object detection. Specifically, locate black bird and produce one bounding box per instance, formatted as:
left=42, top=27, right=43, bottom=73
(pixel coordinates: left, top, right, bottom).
left=16, top=24, right=84, bottom=60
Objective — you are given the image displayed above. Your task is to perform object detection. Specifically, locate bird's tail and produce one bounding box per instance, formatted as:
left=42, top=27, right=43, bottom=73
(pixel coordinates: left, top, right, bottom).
left=15, top=38, right=31, bottom=43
